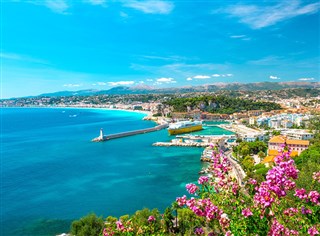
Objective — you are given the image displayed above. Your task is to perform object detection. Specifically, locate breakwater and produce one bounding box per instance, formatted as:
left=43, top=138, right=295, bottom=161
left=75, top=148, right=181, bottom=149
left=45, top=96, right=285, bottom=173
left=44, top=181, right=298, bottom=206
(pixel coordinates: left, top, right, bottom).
left=153, top=142, right=209, bottom=147
left=92, top=124, right=169, bottom=142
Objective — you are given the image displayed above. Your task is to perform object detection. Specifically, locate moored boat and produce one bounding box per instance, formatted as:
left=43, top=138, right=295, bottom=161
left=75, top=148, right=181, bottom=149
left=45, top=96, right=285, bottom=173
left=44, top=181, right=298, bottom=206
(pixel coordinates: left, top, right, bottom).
left=168, top=120, right=203, bottom=135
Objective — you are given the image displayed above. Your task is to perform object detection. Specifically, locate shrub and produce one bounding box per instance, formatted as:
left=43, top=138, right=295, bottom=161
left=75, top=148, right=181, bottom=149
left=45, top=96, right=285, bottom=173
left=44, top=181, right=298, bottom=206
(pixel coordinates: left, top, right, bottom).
left=70, top=213, right=104, bottom=236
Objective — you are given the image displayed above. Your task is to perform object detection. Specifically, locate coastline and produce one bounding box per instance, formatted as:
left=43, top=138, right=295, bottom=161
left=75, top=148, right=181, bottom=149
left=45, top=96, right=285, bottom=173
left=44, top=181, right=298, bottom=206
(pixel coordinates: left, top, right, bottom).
left=2, top=105, right=153, bottom=117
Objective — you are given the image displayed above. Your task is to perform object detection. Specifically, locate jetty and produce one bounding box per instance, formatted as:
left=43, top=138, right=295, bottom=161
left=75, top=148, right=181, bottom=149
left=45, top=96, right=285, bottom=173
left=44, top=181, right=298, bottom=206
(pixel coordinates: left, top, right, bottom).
left=92, top=124, right=169, bottom=142
left=153, top=141, right=209, bottom=147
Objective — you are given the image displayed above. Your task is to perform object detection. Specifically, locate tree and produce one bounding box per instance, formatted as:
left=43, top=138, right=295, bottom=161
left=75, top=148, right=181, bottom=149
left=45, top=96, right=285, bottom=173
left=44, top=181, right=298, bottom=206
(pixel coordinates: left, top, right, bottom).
left=70, top=213, right=104, bottom=236
left=308, top=113, right=320, bottom=144
left=258, top=151, right=265, bottom=159
left=272, top=130, right=281, bottom=136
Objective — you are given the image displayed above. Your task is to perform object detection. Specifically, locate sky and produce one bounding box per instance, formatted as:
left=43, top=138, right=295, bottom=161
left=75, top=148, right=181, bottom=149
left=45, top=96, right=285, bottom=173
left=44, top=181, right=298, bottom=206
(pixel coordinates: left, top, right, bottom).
left=1, top=0, right=320, bottom=98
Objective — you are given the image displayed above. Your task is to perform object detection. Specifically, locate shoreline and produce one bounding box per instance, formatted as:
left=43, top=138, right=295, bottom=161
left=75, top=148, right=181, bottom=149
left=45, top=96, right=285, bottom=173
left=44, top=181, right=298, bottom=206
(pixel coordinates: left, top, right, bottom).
left=2, top=105, right=153, bottom=117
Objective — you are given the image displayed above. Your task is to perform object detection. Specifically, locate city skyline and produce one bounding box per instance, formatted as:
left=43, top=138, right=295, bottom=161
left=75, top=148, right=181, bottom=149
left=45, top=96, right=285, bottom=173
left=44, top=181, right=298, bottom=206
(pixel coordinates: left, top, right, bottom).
left=2, top=0, right=320, bottom=98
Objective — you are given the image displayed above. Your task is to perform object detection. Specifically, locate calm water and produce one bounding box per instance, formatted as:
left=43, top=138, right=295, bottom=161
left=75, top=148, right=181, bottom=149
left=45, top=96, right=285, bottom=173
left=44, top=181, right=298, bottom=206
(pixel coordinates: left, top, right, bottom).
left=1, top=108, right=232, bottom=235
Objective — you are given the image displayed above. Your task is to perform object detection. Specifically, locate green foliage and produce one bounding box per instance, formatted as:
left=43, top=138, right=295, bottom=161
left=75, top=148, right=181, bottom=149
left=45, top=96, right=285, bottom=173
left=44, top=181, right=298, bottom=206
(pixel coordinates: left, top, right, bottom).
left=163, top=207, right=174, bottom=233
left=308, top=113, right=320, bottom=144
left=177, top=208, right=205, bottom=235
left=258, top=151, right=266, bottom=158
left=164, top=95, right=281, bottom=114
left=272, top=130, right=281, bottom=136
left=295, top=143, right=320, bottom=192
left=242, top=155, right=254, bottom=171
left=233, top=141, right=267, bottom=158
left=131, top=208, right=162, bottom=234
left=70, top=213, right=104, bottom=236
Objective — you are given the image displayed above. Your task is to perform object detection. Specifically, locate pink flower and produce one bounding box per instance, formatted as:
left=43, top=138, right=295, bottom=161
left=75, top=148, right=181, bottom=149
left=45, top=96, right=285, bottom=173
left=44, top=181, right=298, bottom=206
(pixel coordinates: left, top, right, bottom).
left=176, top=195, right=187, bottom=206
left=225, top=231, right=232, bottom=236
left=148, top=215, right=156, bottom=222
left=308, top=226, right=319, bottom=235
left=198, top=176, right=209, bottom=185
left=308, top=191, right=320, bottom=204
left=283, top=207, right=299, bottom=216
left=194, top=227, right=204, bottom=235
left=313, top=171, right=320, bottom=183
left=186, top=183, right=198, bottom=194
left=241, top=208, right=253, bottom=218
left=103, top=228, right=115, bottom=236
left=301, top=206, right=312, bottom=215
left=116, top=220, right=125, bottom=232
left=294, top=188, right=308, bottom=200
left=248, top=178, right=257, bottom=185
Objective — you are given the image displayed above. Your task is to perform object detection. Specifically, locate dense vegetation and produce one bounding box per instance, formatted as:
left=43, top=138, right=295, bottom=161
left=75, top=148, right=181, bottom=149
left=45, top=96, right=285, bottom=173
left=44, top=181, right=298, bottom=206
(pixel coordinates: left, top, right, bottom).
left=231, top=141, right=269, bottom=183
left=164, top=95, right=281, bottom=114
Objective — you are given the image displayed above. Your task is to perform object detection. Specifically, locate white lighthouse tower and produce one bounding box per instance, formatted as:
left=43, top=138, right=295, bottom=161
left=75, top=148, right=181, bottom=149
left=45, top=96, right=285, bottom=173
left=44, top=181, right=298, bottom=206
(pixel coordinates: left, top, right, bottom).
left=99, top=128, right=104, bottom=140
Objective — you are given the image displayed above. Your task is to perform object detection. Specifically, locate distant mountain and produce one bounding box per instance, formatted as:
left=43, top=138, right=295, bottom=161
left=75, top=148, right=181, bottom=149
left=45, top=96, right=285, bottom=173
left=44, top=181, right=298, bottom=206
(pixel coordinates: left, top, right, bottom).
left=33, top=81, right=320, bottom=97
left=39, top=89, right=99, bottom=97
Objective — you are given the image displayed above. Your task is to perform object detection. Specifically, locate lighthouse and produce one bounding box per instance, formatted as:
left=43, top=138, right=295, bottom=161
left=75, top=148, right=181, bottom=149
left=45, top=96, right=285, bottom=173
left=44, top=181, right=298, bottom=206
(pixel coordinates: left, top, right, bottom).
left=99, top=128, right=104, bottom=140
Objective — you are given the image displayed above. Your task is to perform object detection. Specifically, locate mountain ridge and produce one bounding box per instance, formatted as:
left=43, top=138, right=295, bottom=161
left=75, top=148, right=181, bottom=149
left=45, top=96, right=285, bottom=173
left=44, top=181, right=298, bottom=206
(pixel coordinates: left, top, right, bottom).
left=26, top=81, right=320, bottom=98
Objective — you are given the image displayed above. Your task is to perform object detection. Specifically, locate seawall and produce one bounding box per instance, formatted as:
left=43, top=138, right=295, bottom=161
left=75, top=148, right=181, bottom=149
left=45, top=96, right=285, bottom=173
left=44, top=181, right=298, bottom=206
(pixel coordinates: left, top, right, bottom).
left=92, top=124, right=169, bottom=142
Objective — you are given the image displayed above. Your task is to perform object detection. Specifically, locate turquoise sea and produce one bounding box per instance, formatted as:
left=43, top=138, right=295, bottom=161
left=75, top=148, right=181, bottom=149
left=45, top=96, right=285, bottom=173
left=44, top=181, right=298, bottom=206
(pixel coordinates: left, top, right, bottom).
left=1, top=108, right=233, bottom=235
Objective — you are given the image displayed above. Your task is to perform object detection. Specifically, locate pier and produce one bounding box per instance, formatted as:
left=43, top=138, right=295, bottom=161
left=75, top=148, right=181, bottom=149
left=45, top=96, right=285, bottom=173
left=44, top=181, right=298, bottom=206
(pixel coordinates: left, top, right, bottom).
left=153, top=141, right=209, bottom=147
left=92, top=124, right=169, bottom=142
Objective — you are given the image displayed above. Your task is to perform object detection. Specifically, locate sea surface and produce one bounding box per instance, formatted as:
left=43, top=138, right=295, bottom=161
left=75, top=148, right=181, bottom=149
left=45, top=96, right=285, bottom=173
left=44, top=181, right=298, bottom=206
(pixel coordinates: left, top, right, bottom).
left=1, top=108, right=233, bottom=236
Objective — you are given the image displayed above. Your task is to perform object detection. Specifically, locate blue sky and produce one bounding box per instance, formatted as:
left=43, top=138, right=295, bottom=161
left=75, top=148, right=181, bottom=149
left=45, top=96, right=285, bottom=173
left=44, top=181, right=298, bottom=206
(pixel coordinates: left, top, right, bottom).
left=1, top=0, right=320, bottom=98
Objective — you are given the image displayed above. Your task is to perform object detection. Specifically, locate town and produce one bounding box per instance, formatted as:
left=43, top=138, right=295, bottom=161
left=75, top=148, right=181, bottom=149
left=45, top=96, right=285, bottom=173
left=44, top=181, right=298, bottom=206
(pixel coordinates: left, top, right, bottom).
left=2, top=87, right=319, bottom=175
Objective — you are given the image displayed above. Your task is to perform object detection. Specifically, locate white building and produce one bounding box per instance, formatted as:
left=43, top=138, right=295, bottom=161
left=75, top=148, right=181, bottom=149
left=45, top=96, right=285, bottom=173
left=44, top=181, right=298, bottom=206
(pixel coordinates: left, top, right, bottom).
left=282, top=130, right=314, bottom=140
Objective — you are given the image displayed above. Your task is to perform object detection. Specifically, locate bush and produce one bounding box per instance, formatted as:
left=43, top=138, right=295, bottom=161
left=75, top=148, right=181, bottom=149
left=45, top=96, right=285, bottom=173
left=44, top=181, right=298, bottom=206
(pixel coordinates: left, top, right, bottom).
left=70, top=213, right=104, bottom=236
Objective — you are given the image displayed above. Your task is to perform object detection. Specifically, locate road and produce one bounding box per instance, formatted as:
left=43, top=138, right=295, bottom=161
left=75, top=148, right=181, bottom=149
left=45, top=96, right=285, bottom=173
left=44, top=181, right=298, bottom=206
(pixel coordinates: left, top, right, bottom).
left=225, top=150, right=247, bottom=186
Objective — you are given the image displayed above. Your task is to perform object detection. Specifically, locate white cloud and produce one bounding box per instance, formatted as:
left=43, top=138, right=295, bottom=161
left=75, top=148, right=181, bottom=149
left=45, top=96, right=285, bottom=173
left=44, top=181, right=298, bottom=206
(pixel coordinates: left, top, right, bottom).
left=230, top=35, right=246, bottom=38
left=146, top=79, right=153, bottom=82
left=123, top=0, right=174, bottom=14
left=107, top=81, right=135, bottom=86
left=44, top=0, right=70, bottom=14
left=193, top=75, right=211, bottom=79
left=97, top=82, right=107, bottom=85
left=85, top=0, right=106, bottom=6
left=212, top=73, right=233, bottom=78
left=156, top=77, right=176, bottom=83
left=222, top=0, right=320, bottom=29
left=269, top=75, right=280, bottom=80
left=298, top=78, right=315, bottom=81
left=0, top=52, right=49, bottom=64
left=186, top=77, right=192, bottom=81
left=139, top=81, right=144, bottom=84
left=63, top=83, right=82, bottom=87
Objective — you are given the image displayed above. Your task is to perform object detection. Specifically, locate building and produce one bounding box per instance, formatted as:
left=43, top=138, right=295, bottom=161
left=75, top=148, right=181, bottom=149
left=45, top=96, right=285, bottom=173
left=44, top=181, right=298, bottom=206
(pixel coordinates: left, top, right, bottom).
left=247, top=110, right=263, bottom=117
left=261, top=149, right=299, bottom=167
left=261, top=135, right=310, bottom=166
left=268, top=135, right=309, bottom=154
left=262, top=135, right=310, bottom=167
left=200, top=112, right=221, bottom=120
left=249, top=117, right=257, bottom=125
left=281, top=130, right=314, bottom=140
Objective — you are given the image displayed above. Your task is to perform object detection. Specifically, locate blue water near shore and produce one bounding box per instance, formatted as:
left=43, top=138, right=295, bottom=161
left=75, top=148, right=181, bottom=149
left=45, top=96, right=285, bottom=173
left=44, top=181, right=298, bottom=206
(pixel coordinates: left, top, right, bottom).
left=1, top=108, right=232, bottom=235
